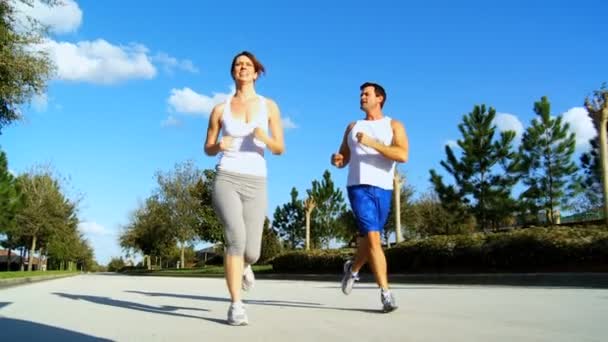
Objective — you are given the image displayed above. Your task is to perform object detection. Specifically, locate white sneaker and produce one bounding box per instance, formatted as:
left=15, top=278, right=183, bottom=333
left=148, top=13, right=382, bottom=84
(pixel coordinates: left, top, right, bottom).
left=341, top=260, right=359, bottom=295
left=381, top=290, right=398, bottom=313
left=242, top=264, right=255, bottom=291
left=227, top=302, right=248, bottom=326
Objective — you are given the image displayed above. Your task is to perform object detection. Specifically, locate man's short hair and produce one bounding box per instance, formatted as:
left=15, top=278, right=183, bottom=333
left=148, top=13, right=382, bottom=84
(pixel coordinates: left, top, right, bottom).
left=360, top=82, right=386, bottom=108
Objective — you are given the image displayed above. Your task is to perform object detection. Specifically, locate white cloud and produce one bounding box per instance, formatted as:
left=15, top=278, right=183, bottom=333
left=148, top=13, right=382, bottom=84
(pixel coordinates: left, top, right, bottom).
left=168, top=87, right=234, bottom=116
left=562, top=107, right=597, bottom=151
left=40, top=39, right=157, bottom=84
left=282, top=117, right=298, bottom=129
left=153, top=53, right=199, bottom=74
left=31, top=93, right=48, bottom=112
left=494, top=113, right=524, bottom=140
left=445, top=140, right=459, bottom=149
left=16, top=1, right=196, bottom=84
left=161, top=115, right=181, bottom=127
left=79, top=221, right=111, bottom=236
left=13, top=0, right=83, bottom=34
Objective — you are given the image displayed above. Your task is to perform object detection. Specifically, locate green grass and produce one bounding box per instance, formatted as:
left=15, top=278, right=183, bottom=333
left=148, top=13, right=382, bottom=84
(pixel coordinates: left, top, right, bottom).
left=0, top=270, right=78, bottom=280
left=122, top=264, right=273, bottom=277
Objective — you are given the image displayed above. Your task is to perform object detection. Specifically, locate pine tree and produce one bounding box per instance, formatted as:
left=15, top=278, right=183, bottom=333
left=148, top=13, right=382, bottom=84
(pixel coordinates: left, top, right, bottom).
left=579, top=136, right=603, bottom=210
left=260, top=217, right=281, bottom=263
left=430, top=104, right=519, bottom=230
left=306, top=170, right=347, bottom=248
left=272, top=187, right=305, bottom=249
left=518, top=96, right=578, bottom=224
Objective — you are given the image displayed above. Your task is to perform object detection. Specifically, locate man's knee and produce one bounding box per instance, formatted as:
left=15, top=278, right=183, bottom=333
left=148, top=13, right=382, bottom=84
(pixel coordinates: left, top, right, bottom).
left=366, top=232, right=383, bottom=251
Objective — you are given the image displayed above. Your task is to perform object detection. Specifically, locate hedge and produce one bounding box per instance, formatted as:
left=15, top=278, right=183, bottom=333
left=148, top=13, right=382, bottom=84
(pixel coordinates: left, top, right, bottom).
left=269, top=227, right=608, bottom=273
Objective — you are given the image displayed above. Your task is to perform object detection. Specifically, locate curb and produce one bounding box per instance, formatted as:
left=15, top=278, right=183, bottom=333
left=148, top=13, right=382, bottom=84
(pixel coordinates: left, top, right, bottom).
left=256, top=272, right=608, bottom=288
left=123, top=271, right=608, bottom=288
left=0, top=273, right=79, bottom=289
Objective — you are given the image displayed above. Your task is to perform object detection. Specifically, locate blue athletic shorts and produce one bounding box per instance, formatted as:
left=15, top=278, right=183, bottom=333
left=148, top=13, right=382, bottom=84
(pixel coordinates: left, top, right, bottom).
left=347, top=184, right=392, bottom=236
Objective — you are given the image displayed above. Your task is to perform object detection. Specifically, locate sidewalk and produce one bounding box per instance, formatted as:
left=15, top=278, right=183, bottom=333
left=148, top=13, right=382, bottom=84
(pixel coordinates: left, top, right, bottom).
left=0, top=273, right=79, bottom=289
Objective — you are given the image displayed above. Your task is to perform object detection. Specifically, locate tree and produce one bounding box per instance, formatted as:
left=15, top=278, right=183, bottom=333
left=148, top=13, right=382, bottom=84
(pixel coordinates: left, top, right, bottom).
left=119, top=195, right=175, bottom=269
left=259, top=217, right=281, bottom=263
left=191, top=169, right=224, bottom=243
left=577, top=136, right=603, bottom=211
left=107, top=257, right=126, bottom=272
left=409, top=190, right=466, bottom=236
left=430, top=104, right=519, bottom=230
left=272, top=187, right=304, bottom=249
left=518, top=96, right=578, bottom=224
left=156, top=160, right=202, bottom=268
left=0, top=149, right=22, bottom=267
left=0, top=0, right=56, bottom=133
left=44, top=199, right=83, bottom=270
left=15, top=170, right=69, bottom=270
left=584, top=84, right=608, bottom=225
left=335, top=209, right=357, bottom=247
left=306, top=170, right=347, bottom=248
left=303, top=197, right=315, bottom=250
left=384, top=172, right=415, bottom=243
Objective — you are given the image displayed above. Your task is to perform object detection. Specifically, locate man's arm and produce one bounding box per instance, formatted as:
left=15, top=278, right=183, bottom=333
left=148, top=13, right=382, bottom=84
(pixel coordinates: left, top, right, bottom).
left=357, top=119, right=408, bottom=163
left=332, top=122, right=355, bottom=168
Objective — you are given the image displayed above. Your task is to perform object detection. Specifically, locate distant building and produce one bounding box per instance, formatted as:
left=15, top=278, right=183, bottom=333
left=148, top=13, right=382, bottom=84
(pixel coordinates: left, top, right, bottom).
left=195, top=244, right=223, bottom=264
left=0, top=249, right=44, bottom=271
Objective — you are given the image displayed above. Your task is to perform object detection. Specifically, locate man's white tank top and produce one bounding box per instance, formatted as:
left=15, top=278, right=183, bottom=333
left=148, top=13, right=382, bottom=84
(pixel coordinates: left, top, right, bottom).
left=347, top=116, right=396, bottom=190
left=216, top=95, right=268, bottom=177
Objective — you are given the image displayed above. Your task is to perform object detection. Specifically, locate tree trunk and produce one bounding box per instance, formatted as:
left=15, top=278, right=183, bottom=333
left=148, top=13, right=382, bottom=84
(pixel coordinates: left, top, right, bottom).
left=304, top=198, right=316, bottom=251
left=6, top=249, right=11, bottom=271
left=27, top=236, right=37, bottom=271
left=600, top=118, right=608, bottom=227
left=20, top=248, right=25, bottom=271
left=394, top=175, right=402, bottom=243
left=305, top=210, right=311, bottom=251
left=180, top=245, right=185, bottom=269
left=38, top=248, right=45, bottom=271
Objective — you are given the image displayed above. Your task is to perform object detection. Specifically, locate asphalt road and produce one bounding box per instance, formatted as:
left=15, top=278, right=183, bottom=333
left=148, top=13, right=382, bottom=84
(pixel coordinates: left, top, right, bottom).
left=1, top=273, right=606, bottom=341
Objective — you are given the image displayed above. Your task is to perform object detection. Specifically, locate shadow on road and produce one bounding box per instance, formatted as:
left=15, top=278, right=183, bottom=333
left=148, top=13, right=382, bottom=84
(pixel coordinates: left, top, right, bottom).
left=126, top=290, right=383, bottom=314
left=0, top=317, right=112, bottom=341
left=52, top=292, right=227, bottom=324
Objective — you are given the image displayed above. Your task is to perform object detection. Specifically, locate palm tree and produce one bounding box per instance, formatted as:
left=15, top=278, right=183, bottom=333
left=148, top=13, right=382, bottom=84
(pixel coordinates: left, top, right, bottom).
left=303, top=197, right=316, bottom=250
left=585, top=86, right=608, bottom=226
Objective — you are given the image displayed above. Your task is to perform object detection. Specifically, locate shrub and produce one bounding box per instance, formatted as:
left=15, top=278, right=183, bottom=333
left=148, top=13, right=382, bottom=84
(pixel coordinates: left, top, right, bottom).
left=270, top=227, right=608, bottom=273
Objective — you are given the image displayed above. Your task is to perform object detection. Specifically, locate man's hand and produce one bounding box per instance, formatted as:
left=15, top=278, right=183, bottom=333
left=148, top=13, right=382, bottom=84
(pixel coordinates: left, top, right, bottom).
left=355, top=132, right=373, bottom=147
left=331, top=153, right=345, bottom=167
left=219, top=136, right=233, bottom=151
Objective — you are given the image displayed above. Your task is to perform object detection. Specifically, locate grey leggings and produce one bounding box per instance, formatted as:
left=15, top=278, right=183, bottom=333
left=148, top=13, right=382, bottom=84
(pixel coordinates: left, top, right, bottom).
left=212, top=170, right=267, bottom=264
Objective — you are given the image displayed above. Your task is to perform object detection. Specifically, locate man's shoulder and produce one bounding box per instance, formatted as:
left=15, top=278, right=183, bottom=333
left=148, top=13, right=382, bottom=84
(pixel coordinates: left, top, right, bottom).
left=389, top=117, right=405, bottom=130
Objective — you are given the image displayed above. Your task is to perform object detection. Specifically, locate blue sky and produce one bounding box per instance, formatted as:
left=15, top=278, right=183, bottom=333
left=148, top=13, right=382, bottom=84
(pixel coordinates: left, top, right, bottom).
left=2, top=0, right=606, bottom=265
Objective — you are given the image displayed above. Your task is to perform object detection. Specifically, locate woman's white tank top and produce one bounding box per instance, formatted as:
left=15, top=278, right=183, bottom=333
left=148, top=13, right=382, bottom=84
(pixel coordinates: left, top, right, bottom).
left=216, top=95, right=269, bottom=177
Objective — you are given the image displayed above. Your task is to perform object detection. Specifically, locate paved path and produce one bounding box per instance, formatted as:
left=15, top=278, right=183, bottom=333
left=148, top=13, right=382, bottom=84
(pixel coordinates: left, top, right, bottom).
left=1, top=274, right=606, bottom=341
